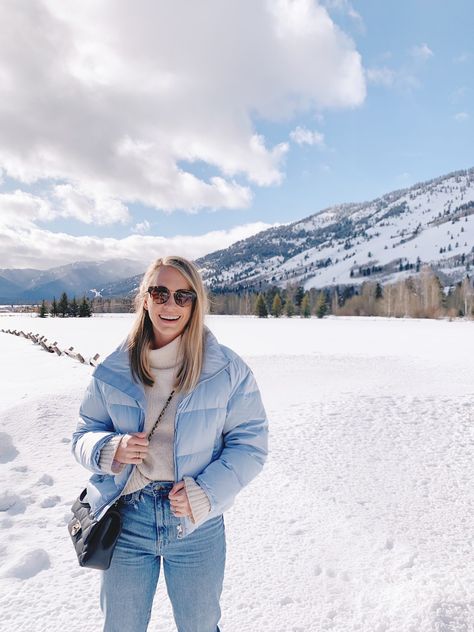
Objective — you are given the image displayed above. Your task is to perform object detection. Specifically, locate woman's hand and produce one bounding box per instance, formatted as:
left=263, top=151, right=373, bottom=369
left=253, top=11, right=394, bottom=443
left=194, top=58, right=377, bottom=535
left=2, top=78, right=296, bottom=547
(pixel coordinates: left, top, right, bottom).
left=114, top=432, right=149, bottom=465
left=169, top=481, right=193, bottom=519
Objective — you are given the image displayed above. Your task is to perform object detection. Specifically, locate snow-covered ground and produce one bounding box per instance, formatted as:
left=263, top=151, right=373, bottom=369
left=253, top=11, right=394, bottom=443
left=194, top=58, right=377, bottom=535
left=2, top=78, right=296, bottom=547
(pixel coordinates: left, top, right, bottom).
left=0, top=314, right=473, bottom=632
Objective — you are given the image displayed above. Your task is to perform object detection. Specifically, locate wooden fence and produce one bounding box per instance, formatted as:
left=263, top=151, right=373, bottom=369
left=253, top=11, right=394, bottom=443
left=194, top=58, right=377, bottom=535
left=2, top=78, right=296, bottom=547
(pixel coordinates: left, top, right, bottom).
left=1, top=328, right=100, bottom=367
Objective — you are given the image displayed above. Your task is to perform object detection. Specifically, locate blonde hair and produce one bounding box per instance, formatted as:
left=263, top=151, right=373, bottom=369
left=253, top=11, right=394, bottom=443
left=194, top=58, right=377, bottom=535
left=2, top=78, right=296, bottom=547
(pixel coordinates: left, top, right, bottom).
left=128, top=256, right=209, bottom=393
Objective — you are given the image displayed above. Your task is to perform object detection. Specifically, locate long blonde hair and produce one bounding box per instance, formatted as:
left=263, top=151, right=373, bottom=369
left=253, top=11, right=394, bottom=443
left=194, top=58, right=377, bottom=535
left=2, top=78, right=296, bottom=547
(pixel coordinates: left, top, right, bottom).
left=128, top=256, right=209, bottom=393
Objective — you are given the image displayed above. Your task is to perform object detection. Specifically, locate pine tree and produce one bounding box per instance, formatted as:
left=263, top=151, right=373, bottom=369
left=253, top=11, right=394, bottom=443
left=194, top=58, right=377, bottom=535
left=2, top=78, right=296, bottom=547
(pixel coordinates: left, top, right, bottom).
left=375, top=282, right=383, bottom=300
left=38, top=299, right=47, bottom=318
left=255, top=293, right=268, bottom=318
left=58, top=292, right=69, bottom=317
left=271, top=293, right=282, bottom=318
left=79, top=296, right=92, bottom=317
left=294, top=286, right=305, bottom=308
left=50, top=297, right=58, bottom=317
left=70, top=296, right=79, bottom=317
left=315, top=292, right=327, bottom=319
left=300, top=293, right=311, bottom=318
left=285, top=299, right=295, bottom=318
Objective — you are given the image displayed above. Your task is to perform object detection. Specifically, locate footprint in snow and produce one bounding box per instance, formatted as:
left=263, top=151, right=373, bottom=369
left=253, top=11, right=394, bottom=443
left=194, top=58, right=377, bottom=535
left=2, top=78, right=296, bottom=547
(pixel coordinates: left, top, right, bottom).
left=38, top=474, right=54, bottom=486
left=0, top=432, right=19, bottom=464
left=0, top=491, right=27, bottom=515
left=280, top=596, right=294, bottom=606
left=40, top=495, right=61, bottom=508
left=2, top=549, right=50, bottom=579
left=10, top=465, right=27, bottom=473
left=61, top=438, right=71, bottom=444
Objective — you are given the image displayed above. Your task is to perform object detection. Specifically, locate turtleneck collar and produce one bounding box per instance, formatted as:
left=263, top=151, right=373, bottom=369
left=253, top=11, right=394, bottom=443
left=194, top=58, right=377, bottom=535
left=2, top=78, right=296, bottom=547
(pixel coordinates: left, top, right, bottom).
left=148, top=335, right=183, bottom=370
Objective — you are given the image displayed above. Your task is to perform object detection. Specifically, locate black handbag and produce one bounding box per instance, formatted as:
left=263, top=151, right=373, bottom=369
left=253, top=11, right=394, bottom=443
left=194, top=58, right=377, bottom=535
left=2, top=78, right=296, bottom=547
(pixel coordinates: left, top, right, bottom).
left=67, top=488, right=122, bottom=570
left=68, top=390, right=175, bottom=570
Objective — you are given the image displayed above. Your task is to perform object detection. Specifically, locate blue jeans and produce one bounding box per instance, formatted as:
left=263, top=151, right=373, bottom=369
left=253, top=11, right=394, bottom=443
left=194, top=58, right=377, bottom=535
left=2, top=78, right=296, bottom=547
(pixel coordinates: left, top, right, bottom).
left=100, top=481, right=226, bottom=632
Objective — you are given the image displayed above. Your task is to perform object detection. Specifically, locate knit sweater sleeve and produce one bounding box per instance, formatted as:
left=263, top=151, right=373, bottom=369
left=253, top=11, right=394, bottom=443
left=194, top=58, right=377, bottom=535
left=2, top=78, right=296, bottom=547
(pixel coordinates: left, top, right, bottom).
left=98, top=435, right=125, bottom=474
left=183, top=476, right=211, bottom=524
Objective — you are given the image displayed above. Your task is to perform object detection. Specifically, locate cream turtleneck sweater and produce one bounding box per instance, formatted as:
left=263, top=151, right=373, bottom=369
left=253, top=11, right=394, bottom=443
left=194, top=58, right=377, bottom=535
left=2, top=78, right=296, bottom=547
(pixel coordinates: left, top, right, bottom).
left=98, top=335, right=211, bottom=525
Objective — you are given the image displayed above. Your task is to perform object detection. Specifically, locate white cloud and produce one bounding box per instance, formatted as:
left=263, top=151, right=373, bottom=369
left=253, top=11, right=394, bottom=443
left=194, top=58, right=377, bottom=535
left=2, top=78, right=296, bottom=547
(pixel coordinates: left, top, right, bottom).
left=366, top=67, right=396, bottom=87
left=0, top=196, right=276, bottom=269
left=290, top=126, right=325, bottom=146
left=0, top=190, right=55, bottom=228
left=131, top=220, right=151, bottom=235
left=454, top=112, right=469, bottom=122
left=411, top=43, right=433, bottom=62
left=0, top=0, right=365, bottom=215
left=52, top=184, right=130, bottom=225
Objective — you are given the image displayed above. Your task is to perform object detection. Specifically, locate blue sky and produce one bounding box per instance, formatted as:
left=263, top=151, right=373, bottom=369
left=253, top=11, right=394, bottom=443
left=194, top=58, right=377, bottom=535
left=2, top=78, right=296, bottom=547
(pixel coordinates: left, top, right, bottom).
left=0, top=0, right=472, bottom=268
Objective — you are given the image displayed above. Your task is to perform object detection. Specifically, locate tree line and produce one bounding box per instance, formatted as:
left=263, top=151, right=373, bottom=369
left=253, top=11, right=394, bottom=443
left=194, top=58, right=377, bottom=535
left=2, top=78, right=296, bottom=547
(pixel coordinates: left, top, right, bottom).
left=38, top=293, right=92, bottom=318
left=35, top=266, right=474, bottom=320
left=210, top=267, right=474, bottom=320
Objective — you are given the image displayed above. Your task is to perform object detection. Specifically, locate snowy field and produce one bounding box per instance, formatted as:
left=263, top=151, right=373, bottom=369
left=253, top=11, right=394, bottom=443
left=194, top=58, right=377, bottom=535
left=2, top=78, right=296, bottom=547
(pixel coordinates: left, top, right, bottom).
left=0, top=314, right=473, bottom=632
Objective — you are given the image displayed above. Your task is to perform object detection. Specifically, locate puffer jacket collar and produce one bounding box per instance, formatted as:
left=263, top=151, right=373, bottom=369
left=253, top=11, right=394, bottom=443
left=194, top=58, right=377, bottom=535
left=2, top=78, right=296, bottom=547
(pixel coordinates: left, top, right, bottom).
left=92, top=326, right=230, bottom=407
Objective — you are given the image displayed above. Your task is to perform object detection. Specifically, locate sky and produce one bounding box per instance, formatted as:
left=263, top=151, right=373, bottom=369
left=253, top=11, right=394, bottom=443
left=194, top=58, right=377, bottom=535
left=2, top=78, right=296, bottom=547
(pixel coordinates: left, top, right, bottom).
left=0, top=0, right=473, bottom=270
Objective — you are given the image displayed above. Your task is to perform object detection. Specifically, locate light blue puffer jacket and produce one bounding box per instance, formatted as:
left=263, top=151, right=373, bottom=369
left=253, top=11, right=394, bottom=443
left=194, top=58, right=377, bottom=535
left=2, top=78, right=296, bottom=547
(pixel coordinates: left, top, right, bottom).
left=72, top=327, right=268, bottom=538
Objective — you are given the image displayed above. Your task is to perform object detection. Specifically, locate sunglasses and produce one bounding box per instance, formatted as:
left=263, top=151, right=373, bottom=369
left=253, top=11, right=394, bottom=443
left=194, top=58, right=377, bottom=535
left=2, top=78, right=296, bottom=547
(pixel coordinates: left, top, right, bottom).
left=147, top=286, right=197, bottom=307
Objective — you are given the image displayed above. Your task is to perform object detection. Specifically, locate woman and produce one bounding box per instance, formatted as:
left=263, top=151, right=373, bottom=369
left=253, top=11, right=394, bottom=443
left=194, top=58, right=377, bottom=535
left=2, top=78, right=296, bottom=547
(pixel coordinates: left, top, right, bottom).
left=72, top=255, right=268, bottom=632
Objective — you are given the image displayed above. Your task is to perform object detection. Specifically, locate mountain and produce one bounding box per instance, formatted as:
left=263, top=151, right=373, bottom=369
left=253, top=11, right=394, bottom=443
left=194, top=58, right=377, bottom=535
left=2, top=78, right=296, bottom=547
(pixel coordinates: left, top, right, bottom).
left=195, top=167, right=474, bottom=291
left=3, top=167, right=473, bottom=304
left=0, top=259, right=144, bottom=303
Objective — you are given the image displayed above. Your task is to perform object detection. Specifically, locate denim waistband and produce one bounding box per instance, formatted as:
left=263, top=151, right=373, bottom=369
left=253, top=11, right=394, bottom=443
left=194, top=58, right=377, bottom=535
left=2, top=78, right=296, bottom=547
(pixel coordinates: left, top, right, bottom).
left=139, top=481, right=175, bottom=497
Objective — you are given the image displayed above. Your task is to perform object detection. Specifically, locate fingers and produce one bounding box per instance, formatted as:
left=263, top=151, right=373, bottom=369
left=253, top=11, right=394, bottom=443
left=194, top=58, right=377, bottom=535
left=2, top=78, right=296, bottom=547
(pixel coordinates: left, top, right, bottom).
left=169, top=481, right=191, bottom=517
left=114, top=433, right=149, bottom=465
left=169, top=481, right=185, bottom=495
left=128, top=434, right=149, bottom=448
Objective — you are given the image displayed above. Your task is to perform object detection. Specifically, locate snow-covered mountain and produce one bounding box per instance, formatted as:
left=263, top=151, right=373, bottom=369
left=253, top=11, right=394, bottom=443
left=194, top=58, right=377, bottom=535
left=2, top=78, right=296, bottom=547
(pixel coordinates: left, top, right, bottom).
left=0, top=259, right=144, bottom=303
left=3, top=167, right=473, bottom=304
left=196, top=167, right=474, bottom=290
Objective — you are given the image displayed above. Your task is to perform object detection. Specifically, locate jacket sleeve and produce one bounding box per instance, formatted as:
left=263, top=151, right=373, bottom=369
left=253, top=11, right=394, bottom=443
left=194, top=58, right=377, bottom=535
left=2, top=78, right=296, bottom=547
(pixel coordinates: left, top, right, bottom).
left=195, top=361, right=268, bottom=514
left=72, top=377, right=121, bottom=474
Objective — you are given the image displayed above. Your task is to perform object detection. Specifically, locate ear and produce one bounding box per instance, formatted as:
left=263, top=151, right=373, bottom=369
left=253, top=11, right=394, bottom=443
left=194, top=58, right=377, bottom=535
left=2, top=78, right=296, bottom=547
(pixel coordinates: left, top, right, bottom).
left=143, top=298, right=149, bottom=311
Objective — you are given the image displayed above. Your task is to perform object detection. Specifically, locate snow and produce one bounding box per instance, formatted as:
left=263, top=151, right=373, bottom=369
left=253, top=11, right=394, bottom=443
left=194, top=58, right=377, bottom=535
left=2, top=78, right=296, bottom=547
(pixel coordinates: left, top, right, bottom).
left=0, top=314, right=473, bottom=631
left=216, top=169, right=474, bottom=290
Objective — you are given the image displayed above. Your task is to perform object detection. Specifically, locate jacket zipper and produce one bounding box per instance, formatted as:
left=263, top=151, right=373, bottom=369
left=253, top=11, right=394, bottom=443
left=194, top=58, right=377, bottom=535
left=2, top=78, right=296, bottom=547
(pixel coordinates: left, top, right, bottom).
left=173, top=363, right=230, bottom=538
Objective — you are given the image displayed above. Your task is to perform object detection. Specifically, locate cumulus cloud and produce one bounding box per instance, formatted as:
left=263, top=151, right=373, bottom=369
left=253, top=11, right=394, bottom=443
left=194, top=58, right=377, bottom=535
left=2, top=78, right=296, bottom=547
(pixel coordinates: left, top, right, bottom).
left=454, top=112, right=469, bottom=122
left=0, top=194, right=275, bottom=269
left=290, top=126, right=325, bottom=146
left=0, top=0, right=365, bottom=216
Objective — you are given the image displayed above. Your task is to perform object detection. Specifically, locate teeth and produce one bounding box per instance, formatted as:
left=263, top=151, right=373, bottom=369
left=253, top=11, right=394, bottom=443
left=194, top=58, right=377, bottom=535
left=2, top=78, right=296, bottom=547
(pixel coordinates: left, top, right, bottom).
left=160, top=315, right=179, bottom=321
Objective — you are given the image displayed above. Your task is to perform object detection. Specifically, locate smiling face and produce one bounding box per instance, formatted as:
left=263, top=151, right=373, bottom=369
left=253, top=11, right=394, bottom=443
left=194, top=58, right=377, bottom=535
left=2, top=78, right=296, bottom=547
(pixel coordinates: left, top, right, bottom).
left=144, top=265, right=195, bottom=348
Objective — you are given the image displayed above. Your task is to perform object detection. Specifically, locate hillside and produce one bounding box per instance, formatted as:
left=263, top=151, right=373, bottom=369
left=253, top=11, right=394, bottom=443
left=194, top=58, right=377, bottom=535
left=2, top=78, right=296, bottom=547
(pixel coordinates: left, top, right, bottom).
left=196, top=167, right=474, bottom=291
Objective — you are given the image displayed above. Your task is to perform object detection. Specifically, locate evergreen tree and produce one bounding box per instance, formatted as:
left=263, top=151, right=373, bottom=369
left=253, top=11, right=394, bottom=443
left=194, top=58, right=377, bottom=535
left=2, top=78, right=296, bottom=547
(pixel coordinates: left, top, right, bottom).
left=79, top=296, right=92, bottom=317
left=271, top=293, right=282, bottom=318
left=58, top=292, right=69, bottom=317
left=315, top=292, right=327, bottom=319
left=50, top=297, right=58, bottom=317
left=285, top=299, right=295, bottom=318
left=38, top=299, right=47, bottom=318
left=294, top=285, right=305, bottom=307
left=375, top=282, right=383, bottom=300
left=300, top=293, right=311, bottom=318
left=255, top=293, right=268, bottom=318
left=70, top=296, right=79, bottom=317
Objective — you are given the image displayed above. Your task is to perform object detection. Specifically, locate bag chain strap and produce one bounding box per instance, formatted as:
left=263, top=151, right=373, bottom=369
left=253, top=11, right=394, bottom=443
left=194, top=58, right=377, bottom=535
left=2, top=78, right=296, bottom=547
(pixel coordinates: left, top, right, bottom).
left=147, top=390, right=175, bottom=441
